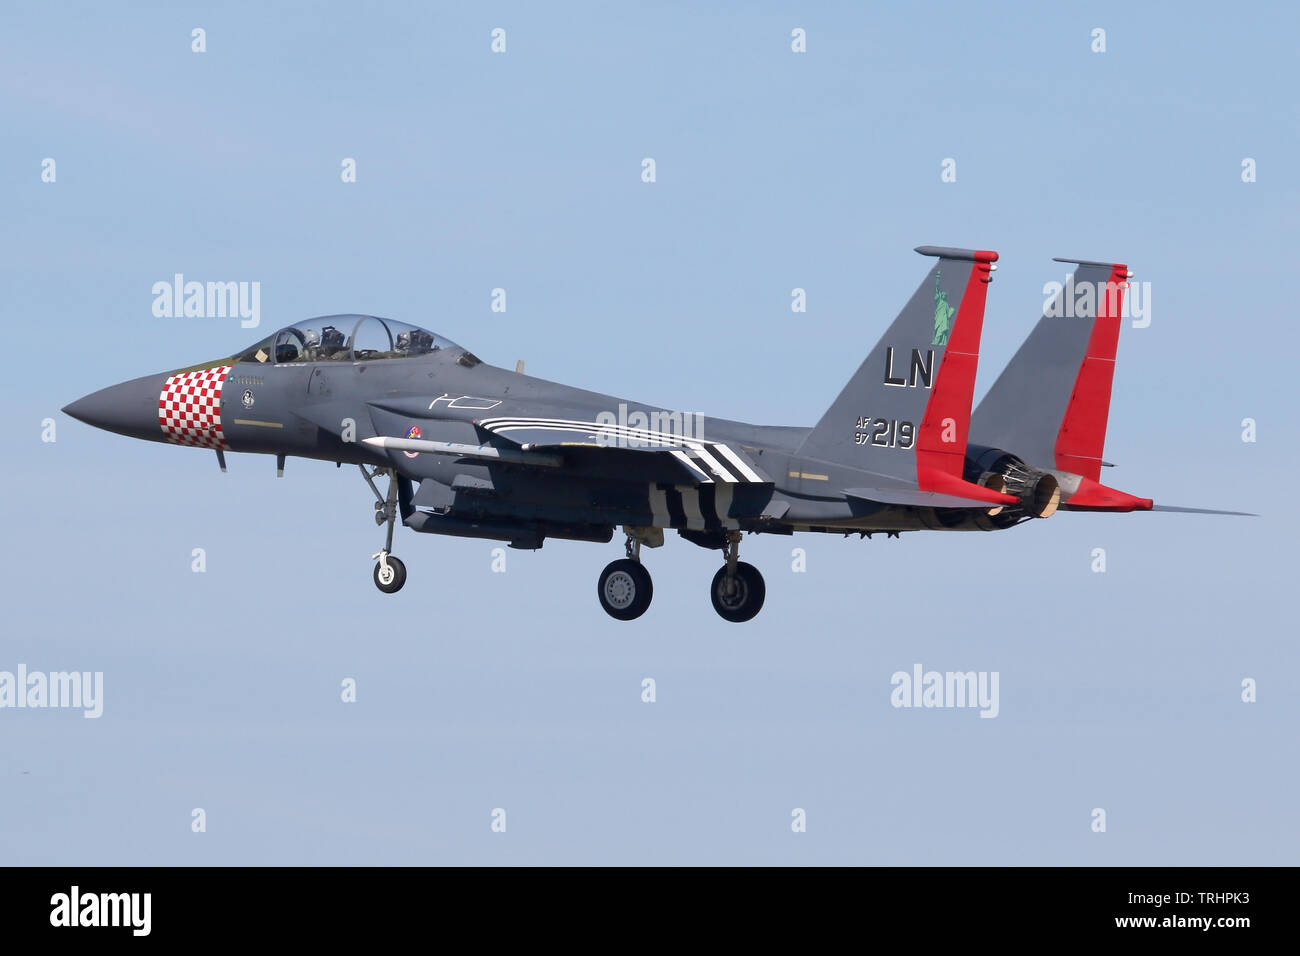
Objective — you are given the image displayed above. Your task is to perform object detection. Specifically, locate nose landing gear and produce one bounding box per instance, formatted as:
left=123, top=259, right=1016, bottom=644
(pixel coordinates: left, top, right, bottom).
left=361, top=465, right=407, bottom=594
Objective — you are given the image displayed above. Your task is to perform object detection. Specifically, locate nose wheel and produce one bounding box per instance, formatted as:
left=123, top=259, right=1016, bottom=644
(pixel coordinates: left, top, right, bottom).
left=710, top=532, right=765, bottom=622
left=373, top=552, right=407, bottom=593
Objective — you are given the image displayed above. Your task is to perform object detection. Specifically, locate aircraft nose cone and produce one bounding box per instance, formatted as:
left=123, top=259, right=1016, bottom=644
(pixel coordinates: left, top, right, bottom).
left=63, top=373, right=167, bottom=442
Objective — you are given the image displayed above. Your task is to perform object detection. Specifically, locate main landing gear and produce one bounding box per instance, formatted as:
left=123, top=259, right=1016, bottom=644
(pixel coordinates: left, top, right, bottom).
left=597, top=534, right=654, bottom=621
left=361, top=465, right=406, bottom=594
left=710, top=531, right=765, bottom=623
left=595, top=529, right=767, bottom=623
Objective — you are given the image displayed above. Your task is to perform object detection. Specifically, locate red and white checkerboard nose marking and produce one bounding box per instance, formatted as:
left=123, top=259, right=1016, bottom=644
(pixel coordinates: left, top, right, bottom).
left=158, top=365, right=232, bottom=449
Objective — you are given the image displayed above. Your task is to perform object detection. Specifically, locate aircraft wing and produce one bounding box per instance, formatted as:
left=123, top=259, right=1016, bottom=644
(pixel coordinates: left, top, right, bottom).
left=475, top=416, right=772, bottom=485
left=560, top=443, right=770, bottom=485
left=357, top=403, right=772, bottom=486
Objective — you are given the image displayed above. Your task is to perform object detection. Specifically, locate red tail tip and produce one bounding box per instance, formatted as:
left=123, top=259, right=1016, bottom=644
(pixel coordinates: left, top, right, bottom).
left=1067, top=477, right=1153, bottom=512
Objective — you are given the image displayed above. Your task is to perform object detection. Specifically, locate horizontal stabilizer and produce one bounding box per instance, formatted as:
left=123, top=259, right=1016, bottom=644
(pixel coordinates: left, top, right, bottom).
left=1061, top=477, right=1152, bottom=512
left=1151, top=505, right=1258, bottom=516
left=917, top=467, right=1018, bottom=506
left=846, top=487, right=1009, bottom=510
left=845, top=466, right=1016, bottom=510
left=1060, top=477, right=1255, bottom=515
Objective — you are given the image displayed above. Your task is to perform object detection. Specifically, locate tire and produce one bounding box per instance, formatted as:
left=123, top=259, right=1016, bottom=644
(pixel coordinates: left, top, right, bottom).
left=373, top=555, right=407, bottom=594
left=710, top=561, right=765, bottom=622
left=598, top=559, right=653, bottom=621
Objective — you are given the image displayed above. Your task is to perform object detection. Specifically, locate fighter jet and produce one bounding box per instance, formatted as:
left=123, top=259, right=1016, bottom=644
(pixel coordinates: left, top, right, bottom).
left=64, top=246, right=1243, bottom=623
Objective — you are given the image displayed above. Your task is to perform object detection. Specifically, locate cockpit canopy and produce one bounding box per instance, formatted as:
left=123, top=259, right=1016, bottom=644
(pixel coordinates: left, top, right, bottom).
left=234, top=315, right=467, bottom=365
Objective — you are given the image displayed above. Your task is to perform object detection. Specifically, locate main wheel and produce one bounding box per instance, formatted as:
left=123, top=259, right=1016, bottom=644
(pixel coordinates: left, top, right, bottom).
left=597, top=559, right=653, bottom=621
left=373, top=555, right=407, bottom=594
left=710, top=561, right=765, bottom=622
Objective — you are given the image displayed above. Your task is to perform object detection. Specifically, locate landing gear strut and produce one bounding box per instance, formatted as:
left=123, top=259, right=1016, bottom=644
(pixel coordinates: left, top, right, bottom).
left=597, top=531, right=653, bottom=620
left=710, top=531, right=765, bottom=622
left=361, top=465, right=406, bottom=594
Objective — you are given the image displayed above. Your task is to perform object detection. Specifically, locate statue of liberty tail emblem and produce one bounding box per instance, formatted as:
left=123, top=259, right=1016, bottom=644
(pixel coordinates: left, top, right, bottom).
left=932, top=271, right=956, bottom=346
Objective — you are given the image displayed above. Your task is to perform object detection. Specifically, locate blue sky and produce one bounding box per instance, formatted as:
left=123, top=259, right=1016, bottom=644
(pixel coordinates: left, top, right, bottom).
left=1, top=1, right=1296, bottom=864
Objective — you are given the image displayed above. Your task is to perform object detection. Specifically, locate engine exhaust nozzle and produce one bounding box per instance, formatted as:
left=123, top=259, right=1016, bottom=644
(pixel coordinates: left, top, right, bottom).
left=1029, top=473, right=1060, bottom=518
left=978, top=472, right=1008, bottom=516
